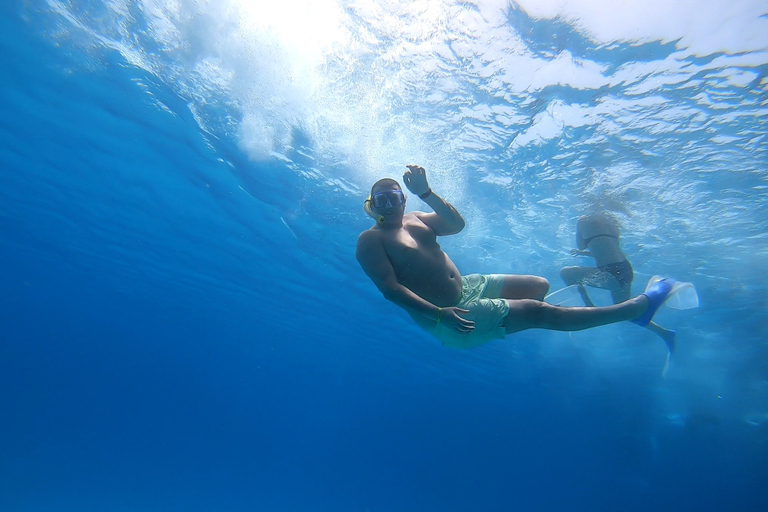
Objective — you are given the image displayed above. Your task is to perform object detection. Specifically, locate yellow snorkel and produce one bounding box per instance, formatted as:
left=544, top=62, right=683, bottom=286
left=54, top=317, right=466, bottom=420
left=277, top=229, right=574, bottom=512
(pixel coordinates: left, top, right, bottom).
left=364, top=196, right=385, bottom=224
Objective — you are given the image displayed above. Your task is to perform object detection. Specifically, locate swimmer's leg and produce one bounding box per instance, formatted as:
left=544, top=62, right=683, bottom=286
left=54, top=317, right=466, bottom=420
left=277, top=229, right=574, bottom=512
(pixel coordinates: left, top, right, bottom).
left=497, top=274, right=550, bottom=301
left=609, top=283, right=632, bottom=305
left=502, top=296, right=648, bottom=334
left=577, top=284, right=596, bottom=307
left=561, top=266, right=623, bottom=306
left=560, top=266, right=601, bottom=287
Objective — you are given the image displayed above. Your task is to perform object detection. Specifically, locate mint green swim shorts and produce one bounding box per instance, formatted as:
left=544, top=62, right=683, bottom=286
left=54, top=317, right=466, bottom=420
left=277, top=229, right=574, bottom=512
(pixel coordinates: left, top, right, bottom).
left=431, top=274, right=510, bottom=349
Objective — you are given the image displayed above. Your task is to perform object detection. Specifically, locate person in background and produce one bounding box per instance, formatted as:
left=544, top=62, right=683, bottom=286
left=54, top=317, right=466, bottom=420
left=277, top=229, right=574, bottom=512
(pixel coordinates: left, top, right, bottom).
left=560, top=212, right=676, bottom=353
left=356, top=165, right=675, bottom=350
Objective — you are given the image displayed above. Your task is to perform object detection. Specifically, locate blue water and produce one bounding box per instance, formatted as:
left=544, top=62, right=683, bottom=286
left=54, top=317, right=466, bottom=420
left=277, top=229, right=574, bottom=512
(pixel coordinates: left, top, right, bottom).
left=2, top=1, right=767, bottom=510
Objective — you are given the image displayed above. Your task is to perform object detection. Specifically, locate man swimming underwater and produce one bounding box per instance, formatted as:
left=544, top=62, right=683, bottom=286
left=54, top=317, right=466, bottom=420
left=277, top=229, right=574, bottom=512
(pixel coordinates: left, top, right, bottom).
left=356, top=165, right=674, bottom=349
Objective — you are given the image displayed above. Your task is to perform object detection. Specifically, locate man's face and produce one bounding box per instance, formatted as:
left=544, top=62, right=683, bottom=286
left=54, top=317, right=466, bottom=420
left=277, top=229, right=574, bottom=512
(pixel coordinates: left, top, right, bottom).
left=370, top=184, right=406, bottom=218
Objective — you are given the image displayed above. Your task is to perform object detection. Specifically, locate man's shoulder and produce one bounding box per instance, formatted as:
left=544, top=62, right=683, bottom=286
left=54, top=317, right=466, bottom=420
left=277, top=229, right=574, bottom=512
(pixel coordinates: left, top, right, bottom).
left=357, top=225, right=389, bottom=246
left=356, top=226, right=392, bottom=264
left=405, top=211, right=439, bottom=233
left=357, top=226, right=380, bottom=242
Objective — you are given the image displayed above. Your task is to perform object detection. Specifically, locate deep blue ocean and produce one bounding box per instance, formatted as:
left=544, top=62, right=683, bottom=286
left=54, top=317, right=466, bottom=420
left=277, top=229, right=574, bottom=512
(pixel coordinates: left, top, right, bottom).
left=2, top=1, right=767, bottom=510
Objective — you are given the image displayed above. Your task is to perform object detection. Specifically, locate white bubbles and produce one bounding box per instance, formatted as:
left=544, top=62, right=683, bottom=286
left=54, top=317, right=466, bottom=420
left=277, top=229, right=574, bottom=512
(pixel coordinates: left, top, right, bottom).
left=514, top=0, right=768, bottom=56
left=237, top=112, right=289, bottom=161
left=42, top=0, right=768, bottom=245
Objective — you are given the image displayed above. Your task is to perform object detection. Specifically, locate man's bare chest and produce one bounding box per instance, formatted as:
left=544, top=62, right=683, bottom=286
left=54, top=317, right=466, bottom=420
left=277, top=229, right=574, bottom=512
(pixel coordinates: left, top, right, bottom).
left=382, top=226, right=438, bottom=268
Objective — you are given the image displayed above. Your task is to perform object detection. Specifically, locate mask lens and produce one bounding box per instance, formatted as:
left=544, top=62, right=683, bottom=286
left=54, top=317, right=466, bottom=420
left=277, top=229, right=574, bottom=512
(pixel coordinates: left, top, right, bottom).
left=372, top=190, right=403, bottom=208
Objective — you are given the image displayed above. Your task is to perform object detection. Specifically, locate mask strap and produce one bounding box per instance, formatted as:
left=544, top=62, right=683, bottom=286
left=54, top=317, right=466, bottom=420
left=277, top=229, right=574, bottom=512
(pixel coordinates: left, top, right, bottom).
left=364, top=197, right=385, bottom=224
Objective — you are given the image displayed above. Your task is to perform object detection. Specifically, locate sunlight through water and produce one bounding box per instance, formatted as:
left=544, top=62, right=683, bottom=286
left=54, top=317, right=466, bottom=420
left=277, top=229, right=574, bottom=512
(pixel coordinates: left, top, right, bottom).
left=4, top=0, right=768, bottom=508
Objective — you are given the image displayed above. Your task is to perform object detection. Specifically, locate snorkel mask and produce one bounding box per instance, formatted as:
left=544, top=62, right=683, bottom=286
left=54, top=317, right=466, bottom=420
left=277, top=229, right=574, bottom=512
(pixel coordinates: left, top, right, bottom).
left=364, top=190, right=405, bottom=224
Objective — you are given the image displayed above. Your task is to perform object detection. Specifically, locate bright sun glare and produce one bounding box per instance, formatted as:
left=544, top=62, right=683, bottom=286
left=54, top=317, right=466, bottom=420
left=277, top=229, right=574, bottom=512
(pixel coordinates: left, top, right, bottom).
left=233, top=0, right=351, bottom=66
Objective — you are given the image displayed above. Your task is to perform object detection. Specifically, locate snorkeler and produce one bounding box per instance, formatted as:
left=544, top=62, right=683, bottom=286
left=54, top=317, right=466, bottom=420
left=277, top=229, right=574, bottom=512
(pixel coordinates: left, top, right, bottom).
left=356, top=165, right=676, bottom=349
left=560, top=212, right=676, bottom=354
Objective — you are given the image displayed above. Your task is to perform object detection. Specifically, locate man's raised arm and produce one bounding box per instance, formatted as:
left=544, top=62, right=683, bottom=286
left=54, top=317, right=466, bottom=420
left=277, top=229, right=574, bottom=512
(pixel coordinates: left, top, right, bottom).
left=403, top=164, right=465, bottom=235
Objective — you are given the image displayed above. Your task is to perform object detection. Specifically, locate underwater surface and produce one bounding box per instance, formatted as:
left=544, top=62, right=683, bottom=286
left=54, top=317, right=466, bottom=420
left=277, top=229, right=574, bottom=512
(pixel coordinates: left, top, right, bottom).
left=1, top=0, right=767, bottom=510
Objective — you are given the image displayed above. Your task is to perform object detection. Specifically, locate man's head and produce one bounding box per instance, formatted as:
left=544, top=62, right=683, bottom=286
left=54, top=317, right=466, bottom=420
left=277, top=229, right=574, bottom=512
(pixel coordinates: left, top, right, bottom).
left=365, top=178, right=406, bottom=224
left=370, top=178, right=401, bottom=196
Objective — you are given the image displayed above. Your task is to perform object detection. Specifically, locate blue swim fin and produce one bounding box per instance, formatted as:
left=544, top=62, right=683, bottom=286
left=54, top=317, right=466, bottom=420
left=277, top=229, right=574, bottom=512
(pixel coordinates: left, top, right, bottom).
left=632, top=278, right=676, bottom=326
left=645, top=275, right=699, bottom=310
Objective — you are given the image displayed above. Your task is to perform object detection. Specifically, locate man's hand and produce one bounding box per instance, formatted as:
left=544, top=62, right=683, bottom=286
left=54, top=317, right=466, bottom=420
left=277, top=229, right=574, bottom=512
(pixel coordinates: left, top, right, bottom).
left=571, top=248, right=590, bottom=256
left=441, top=306, right=474, bottom=333
left=403, top=164, right=431, bottom=197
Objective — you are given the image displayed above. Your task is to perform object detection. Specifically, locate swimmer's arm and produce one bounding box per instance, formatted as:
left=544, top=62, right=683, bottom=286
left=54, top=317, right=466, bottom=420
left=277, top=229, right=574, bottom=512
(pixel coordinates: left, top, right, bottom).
left=414, top=192, right=465, bottom=236
left=570, top=221, right=591, bottom=256
left=356, top=232, right=441, bottom=321
left=575, top=222, right=588, bottom=250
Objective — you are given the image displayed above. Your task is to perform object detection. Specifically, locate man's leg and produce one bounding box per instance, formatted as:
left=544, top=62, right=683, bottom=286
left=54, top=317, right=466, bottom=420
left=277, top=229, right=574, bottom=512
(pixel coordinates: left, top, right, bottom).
left=498, top=275, right=550, bottom=301
left=502, top=296, right=648, bottom=335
